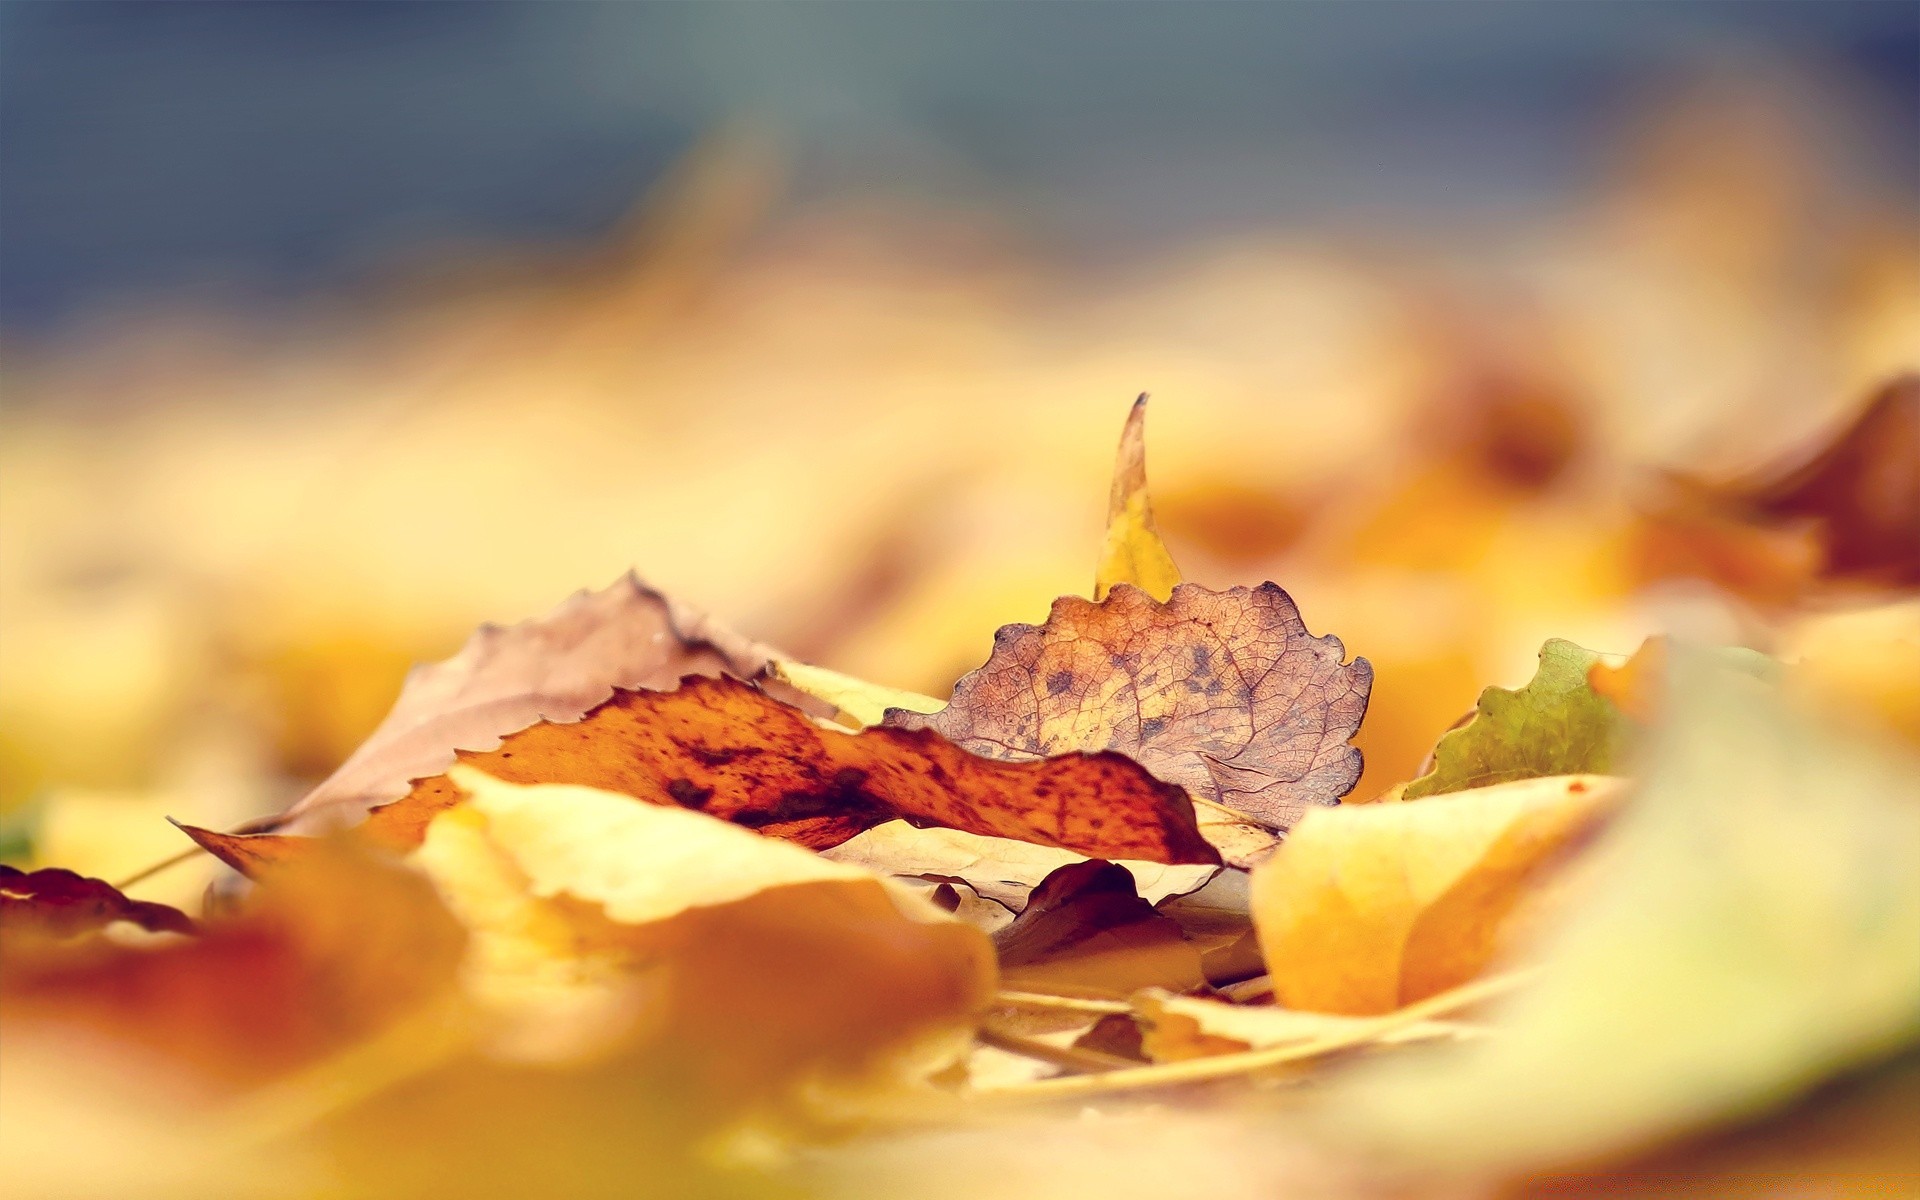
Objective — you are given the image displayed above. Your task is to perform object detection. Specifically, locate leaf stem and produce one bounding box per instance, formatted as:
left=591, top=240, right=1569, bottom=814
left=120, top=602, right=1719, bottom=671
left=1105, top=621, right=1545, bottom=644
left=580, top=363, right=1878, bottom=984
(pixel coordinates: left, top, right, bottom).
left=975, top=968, right=1537, bottom=1099
left=992, top=990, right=1131, bottom=1015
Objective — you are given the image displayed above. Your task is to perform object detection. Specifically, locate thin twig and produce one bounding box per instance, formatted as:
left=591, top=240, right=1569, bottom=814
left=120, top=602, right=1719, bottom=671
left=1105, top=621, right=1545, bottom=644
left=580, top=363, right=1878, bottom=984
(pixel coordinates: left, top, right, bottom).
left=975, top=968, right=1538, bottom=1100
left=992, top=990, right=1131, bottom=1015
left=110, top=845, right=204, bottom=890
left=977, top=1024, right=1139, bottom=1077
left=1216, top=974, right=1273, bottom=1003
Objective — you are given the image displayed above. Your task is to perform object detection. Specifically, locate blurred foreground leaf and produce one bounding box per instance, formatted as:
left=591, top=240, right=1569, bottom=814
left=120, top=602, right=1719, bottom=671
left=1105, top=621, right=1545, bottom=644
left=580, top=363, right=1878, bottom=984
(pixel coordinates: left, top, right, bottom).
left=1327, top=653, right=1920, bottom=1171
left=1252, top=774, right=1623, bottom=1014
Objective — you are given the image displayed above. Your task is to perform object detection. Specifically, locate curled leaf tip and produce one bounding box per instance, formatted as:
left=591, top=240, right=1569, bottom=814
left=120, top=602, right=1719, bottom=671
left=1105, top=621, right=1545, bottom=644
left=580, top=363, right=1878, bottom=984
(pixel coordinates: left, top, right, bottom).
left=1095, top=393, right=1182, bottom=603
left=170, top=819, right=317, bottom=879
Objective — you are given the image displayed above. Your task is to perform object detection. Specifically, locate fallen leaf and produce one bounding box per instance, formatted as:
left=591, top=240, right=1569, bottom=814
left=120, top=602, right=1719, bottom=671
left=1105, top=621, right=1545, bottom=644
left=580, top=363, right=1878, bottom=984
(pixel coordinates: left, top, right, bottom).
left=889, top=582, right=1373, bottom=830
left=1324, top=652, right=1920, bottom=1173
left=170, top=821, right=311, bottom=879
left=1404, top=639, right=1629, bottom=800
left=1690, top=373, right=1920, bottom=586
left=267, top=573, right=797, bottom=834
left=1153, top=868, right=1265, bottom=986
left=1094, top=394, right=1182, bottom=603
left=895, top=877, right=1015, bottom=935
left=1251, top=774, right=1625, bottom=1014
left=1, top=843, right=466, bottom=1087
left=1131, top=988, right=1476, bottom=1063
left=764, top=658, right=944, bottom=729
left=1586, top=637, right=1780, bottom=729
left=411, top=767, right=995, bottom=1105
left=993, top=860, right=1206, bottom=999
left=0, top=865, right=196, bottom=939
left=824, top=820, right=1217, bottom=910
left=348, top=673, right=1217, bottom=865
left=1191, top=798, right=1284, bottom=868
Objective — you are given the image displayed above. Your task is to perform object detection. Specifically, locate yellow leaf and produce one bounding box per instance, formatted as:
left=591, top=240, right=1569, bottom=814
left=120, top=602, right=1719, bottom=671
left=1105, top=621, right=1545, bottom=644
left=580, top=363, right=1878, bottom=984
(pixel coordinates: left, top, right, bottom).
left=1094, top=394, right=1182, bottom=603
left=764, top=659, right=944, bottom=729
left=1130, top=988, right=1477, bottom=1063
left=410, top=766, right=996, bottom=1109
left=1250, top=773, right=1624, bottom=1014
left=1324, top=654, right=1920, bottom=1172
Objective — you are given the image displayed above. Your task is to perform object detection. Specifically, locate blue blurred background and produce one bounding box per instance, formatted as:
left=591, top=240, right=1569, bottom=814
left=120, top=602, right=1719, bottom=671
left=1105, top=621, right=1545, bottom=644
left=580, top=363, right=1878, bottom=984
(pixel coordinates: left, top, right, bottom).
left=4, top=0, right=1914, bottom=330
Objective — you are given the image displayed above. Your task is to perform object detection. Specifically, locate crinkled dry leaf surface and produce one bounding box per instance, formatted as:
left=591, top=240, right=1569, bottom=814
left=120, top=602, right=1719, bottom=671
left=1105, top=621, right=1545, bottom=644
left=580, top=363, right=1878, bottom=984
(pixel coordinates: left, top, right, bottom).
left=889, top=582, right=1372, bottom=831
left=1324, top=656, right=1920, bottom=1172
left=0, top=864, right=195, bottom=938
left=1252, top=774, right=1625, bottom=1014
left=1094, top=394, right=1183, bottom=604
left=353, top=673, right=1217, bottom=863
left=270, top=573, right=794, bottom=834
left=1403, top=640, right=1629, bottom=799
left=411, top=768, right=995, bottom=1104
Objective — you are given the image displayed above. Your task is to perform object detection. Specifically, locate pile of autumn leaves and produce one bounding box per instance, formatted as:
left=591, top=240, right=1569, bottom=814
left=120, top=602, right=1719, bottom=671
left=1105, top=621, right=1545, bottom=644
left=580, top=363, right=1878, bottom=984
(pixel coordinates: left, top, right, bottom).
left=3, top=393, right=1919, bottom=1198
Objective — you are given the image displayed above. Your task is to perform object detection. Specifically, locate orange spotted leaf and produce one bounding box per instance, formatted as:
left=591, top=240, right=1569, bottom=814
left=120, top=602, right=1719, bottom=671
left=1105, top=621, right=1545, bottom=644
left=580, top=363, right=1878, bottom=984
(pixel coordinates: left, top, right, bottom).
left=348, top=674, right=1217, bottom=864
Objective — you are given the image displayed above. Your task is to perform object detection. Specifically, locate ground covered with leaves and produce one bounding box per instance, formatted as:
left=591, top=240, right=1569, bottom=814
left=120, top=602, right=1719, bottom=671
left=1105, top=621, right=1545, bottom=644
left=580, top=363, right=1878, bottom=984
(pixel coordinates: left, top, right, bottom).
left=4, top=372, right=1917, bottom=1197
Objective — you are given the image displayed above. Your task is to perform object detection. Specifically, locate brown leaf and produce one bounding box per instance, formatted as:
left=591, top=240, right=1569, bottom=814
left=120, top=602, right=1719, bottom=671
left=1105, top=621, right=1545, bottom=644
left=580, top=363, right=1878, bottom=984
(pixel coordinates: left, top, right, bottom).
left=265, top=573, right=798, bottom=835
left=888, top=582, right=1372, bottom=831
left=994, top=860, right=1206, bottom=999
left=223, top=674, right=1217, bottom=867
left=1, top=844, right=465, bottom=1087
left=169, top=821, right=311, bottom=879
left=1720, top=374, right=1920, bottom=585
left=1645, top=375, right=1920, bottom=592
left=0, top=865, right=196, bottom=939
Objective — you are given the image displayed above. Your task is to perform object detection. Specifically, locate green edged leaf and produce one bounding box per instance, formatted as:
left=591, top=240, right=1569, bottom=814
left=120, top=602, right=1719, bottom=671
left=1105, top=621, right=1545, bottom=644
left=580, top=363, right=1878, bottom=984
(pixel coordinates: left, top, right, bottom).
left=1403, top=639, right=1627, bottom=799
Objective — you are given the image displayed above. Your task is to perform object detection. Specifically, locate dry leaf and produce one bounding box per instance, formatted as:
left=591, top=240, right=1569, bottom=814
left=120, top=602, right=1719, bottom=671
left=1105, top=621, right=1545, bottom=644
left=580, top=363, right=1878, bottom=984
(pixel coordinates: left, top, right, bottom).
left=1639, top=375, right=1920, bottom=596
left=993, top=860, right=1207, bottom=999
left=1153, top=868, right=1265, bottom=986
left=412, top=768, right=995, bottom=1103
left=889, top=582, right=1372, bottom=831
left=0, top=865, right=196, bottom=939
left=1094, top=394, right=1182, bottom=603
left=1698, top=374, right=1920, bottom=586
left=268, top=573, right=795, bottom=834
left=1131, top=988, right=1475, bottom=1063
left=1404, top=640, right=1629, bottom=799
left=824, top=819, right=1217, bottom=910
left=350, top=673, right=1217, bottom=864
left=1252, top=774, right=1625, bottom=1014
left=1, top=844, right=466, bottom=1087
left=764, top=659, right=944, bottom=729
